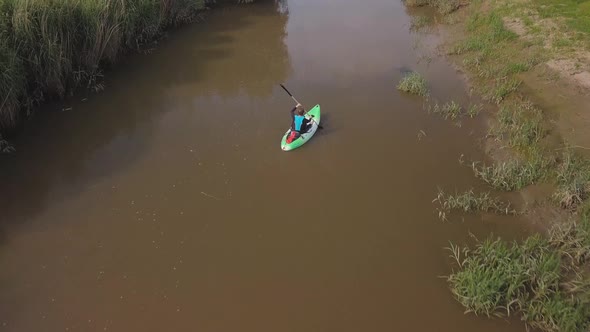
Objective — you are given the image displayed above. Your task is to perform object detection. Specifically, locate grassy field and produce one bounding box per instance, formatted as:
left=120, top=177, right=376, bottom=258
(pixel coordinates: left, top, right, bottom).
left=494, top=0, right=590, bottom=53
left=0, top=0, right=215, bottom=135
left=525, top=0, right=590, bottom=39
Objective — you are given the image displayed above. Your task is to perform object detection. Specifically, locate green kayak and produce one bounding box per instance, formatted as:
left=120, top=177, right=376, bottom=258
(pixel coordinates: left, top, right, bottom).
left=281, top=104, right=321, bottom=151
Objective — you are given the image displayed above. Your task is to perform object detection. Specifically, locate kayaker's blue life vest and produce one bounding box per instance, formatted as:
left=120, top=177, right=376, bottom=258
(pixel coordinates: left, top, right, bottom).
left=293, top=115, right=305, bottom=132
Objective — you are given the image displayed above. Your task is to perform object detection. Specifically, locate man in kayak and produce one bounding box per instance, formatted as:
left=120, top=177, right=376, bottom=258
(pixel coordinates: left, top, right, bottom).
left=286, top=103, right=312, bottom=143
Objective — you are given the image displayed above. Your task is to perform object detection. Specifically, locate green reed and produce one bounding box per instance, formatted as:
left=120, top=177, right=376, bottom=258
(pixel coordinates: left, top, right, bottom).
left=0, top=0, right=208, bottom=132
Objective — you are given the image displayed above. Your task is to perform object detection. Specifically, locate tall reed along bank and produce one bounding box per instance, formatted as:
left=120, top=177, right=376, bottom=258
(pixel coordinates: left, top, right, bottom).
left=0, top=0, right=260, bottom=138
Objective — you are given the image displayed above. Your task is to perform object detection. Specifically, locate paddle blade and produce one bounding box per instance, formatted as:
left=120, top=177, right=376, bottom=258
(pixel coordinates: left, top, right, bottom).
left=280, top=84, right=293, bottom=97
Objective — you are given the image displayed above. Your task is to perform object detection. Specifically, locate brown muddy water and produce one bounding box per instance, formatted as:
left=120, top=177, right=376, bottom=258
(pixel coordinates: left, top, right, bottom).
left=0, top=0, right=534, bottom=331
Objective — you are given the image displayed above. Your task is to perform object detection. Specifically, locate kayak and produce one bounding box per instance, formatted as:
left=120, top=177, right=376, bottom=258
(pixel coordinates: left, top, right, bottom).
left=280, top=104, right=321, bottom=151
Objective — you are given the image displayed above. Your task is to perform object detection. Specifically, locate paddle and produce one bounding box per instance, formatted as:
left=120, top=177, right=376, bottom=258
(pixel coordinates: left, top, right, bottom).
left=280, top=83, right=301, bottom=105
left=279, top=83, right=323, bottom=129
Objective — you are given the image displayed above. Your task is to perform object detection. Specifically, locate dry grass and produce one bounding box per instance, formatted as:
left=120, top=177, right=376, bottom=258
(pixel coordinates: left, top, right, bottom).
left=429, top=100, right=463, bottom=120
left=411, top=15, right=432, bottom=31
left=471, top=153, right=549, bottom=191
left=494, top=100, right=545, bottom=151
left=405, top=0, right=461, bottom=14
left=433, top=189, right=515, bottom=221
left=553, top=150, right=590, bottom=210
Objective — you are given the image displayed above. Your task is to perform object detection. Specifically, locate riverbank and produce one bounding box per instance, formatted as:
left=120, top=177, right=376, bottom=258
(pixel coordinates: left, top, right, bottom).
left=403, top=0, right=590, bottom=330
left=0, top=0, right=267, bottom=139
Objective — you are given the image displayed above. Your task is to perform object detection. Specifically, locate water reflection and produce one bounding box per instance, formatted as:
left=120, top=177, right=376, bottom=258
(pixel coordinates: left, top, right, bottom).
left=0, top=0, right=291, bottom=231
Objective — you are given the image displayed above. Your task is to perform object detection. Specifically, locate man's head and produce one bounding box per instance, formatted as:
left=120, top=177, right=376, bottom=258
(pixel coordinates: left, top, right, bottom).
left=295, top=105, right=305, bottom=115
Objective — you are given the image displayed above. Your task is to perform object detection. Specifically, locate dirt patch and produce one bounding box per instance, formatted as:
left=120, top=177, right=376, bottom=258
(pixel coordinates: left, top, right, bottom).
left=503, top=17, right=527, bottom=37
left=546, top=59, right=590, bottom=90
left=518, top=66, right=590, bottom=154
left=521, top=198, right=571, bottom=232
left=573, top=71, right=590, bottom=90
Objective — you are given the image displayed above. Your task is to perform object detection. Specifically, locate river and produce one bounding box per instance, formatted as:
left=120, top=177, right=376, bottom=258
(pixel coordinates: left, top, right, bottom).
left=0, top=0, right=533, bottom=331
